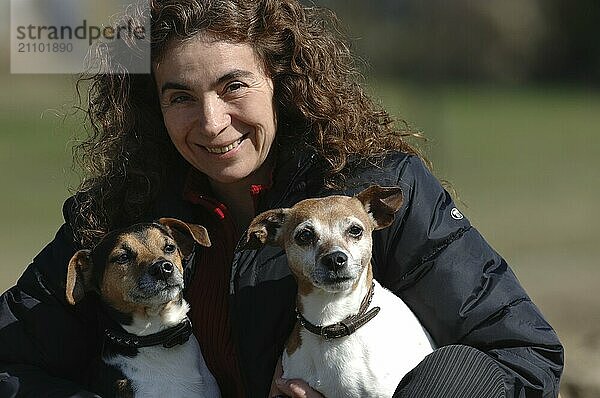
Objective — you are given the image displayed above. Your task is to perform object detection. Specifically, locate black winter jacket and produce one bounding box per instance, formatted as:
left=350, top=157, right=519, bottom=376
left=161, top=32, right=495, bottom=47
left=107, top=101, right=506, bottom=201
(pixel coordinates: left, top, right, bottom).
left=0, top=149, right=563, bottom=397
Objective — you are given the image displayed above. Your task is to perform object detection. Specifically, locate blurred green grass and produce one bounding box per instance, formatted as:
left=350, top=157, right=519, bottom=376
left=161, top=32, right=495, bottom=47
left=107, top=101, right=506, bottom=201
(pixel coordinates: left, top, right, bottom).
left=370, top=82, right=600, bottom=253
left=0, top=75, right=81, bottom=289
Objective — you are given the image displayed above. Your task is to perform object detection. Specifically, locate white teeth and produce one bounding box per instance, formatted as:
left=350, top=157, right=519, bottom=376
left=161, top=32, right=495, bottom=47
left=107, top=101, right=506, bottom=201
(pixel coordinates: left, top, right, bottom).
left=205, top=138, right=242, bottom=154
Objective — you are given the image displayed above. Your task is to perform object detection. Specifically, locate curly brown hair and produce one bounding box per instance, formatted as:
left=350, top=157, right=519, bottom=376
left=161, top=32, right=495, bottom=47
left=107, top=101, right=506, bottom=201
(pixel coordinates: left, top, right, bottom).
left=72, top=0, right=423, bottom=248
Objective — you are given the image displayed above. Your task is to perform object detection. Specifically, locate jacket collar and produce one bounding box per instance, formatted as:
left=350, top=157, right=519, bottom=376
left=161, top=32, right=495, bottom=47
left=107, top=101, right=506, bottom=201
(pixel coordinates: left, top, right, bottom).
left=259, top=143, right=321, bottom=211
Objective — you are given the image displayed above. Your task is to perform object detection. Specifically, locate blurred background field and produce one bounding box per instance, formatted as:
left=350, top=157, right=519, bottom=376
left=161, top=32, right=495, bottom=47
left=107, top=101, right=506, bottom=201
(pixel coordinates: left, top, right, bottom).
left=1, top=0, right=599, bottom=396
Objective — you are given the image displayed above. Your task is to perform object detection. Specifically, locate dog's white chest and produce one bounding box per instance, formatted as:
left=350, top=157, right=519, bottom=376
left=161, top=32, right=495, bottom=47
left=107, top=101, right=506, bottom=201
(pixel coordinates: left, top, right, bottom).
left=105, top=336, right=220, bottom=398
left=282, top=282, right=434, bottom=398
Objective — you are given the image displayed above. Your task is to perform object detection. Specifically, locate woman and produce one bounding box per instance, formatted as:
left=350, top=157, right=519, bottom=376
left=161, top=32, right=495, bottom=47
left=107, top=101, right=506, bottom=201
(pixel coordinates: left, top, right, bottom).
left=0, top=0, right=563, bottom=397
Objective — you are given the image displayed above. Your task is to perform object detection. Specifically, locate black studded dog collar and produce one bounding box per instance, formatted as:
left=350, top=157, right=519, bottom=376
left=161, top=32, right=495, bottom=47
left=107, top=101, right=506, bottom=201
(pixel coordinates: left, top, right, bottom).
left=103, top=317, right=193, bottom=349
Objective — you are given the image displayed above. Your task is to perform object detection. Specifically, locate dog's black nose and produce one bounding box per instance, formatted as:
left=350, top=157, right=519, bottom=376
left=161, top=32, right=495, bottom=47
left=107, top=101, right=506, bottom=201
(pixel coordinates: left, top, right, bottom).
left=321, top=251, right=348, bottom=271
left=149, top=260, right=174, bottom=280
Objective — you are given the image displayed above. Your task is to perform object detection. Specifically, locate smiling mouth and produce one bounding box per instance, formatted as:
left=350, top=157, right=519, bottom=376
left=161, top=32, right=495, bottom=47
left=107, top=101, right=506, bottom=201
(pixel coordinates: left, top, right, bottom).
left=204, top=134, right=248, bottom=154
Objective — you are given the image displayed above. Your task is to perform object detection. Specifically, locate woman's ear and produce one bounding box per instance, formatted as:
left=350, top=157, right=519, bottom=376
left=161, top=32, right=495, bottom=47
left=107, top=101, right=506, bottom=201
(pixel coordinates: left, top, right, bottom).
left=245, top=209, right=288, bottom=249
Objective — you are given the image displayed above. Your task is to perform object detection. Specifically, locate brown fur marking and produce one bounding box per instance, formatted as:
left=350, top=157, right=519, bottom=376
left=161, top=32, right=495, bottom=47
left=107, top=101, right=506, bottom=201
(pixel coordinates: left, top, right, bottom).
left=286, top=321, right=303, bottom=356
left=285, top=197, right=374, bottom=235
left=65, top=250, right=92, bottom=305
left=295, top=275, right=315, bottom=296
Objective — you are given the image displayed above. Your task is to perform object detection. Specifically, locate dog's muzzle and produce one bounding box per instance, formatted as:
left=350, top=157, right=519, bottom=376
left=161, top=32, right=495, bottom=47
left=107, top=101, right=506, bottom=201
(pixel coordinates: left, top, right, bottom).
left=314, top=250, right=358, bottom=289
left=134, top=259, right=184, bottom=303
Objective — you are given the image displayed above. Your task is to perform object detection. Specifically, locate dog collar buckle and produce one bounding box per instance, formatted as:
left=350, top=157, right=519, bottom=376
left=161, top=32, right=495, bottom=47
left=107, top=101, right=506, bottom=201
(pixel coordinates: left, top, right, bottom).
left=320, top=325, right=337, bottom=340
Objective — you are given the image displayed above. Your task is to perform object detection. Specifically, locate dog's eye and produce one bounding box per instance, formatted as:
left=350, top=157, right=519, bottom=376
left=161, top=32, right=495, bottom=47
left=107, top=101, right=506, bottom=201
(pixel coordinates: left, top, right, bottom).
left=295, top=228, right=315, bottom=246
left=115, top=253, right=130, bottom=264
left=347, top=225, right=363, bottom=238
left=164, top=244, right=176, bottom=254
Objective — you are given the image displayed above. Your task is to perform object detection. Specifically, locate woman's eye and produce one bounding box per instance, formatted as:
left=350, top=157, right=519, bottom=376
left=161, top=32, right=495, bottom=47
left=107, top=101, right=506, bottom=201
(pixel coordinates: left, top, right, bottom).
left=224, top=82, right=245, bottom=93
left=295, top=229, right=315, bottom=245
left=348, top=225, right=363, bottom=238
left=170, top=93, right=192, bottom=104
left=164, top=244, right=176, bottom=254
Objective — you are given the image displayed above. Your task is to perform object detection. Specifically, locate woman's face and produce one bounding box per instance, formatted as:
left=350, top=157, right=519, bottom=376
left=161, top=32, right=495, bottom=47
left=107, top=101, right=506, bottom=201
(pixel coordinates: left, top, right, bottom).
left=154, top=35, right=276, bottom=185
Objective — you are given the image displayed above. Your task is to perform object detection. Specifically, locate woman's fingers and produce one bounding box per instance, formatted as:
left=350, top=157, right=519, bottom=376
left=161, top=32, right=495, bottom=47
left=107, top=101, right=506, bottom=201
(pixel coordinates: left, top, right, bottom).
left=268, top=357, right=324, bottom=398
left=274, top=378, right=325, bottom=398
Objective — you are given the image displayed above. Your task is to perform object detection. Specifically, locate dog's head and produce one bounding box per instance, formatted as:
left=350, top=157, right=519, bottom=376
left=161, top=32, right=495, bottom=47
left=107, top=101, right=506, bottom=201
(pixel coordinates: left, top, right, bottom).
left=247, top=185, right=403, bottom=293
left=65, top=218, right=210, bottom=315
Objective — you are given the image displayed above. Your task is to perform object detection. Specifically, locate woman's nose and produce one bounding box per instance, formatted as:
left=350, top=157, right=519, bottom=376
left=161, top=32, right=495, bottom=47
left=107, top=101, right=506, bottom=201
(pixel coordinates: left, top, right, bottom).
left=196, top=96, right=230, bottom=137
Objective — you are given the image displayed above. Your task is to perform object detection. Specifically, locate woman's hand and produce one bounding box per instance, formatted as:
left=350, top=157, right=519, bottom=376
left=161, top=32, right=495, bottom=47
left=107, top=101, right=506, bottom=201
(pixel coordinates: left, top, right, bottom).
left=269, top=358, right=325, bottom=398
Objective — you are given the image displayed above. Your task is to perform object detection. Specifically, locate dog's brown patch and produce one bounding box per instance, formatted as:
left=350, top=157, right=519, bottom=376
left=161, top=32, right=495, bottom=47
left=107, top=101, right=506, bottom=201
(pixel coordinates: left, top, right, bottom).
left=159, top=217, right=211, bottom=255
left=364, top=261, right=374, bottom=290
left=284, top=197, right=374, bottom=246
left=101, top=267, right=146, bottom=316
left=66, top=250, right=92, bottom=305
left=295, top=275, right=315, bottom=295
left=139, top=227, right=184, bottom=273
left=356, top=185, right=403, bottom=230
left=286, top=321, right=303, bottom=356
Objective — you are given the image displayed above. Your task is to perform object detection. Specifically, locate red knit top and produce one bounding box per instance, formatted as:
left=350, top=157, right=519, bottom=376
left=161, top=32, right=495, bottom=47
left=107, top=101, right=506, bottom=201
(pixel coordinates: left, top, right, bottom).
left=181, top=170, right=269, bottom=398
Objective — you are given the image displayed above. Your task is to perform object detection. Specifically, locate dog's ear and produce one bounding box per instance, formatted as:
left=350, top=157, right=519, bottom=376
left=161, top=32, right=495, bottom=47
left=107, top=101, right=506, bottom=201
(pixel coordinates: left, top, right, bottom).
left=66, top=249, right=93, bottom=305
left=356, top=185, right=404, bottom=230
left=245, top=209, right=288, bottom=249
left=158, top=218, right=211, bottom=257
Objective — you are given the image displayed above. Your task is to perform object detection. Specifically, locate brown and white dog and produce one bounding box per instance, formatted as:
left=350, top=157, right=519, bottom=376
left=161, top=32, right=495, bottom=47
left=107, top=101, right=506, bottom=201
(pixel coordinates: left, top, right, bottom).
left=247, top=186, right=434, bottom=398
left=66, top=218, right=221, bottom=398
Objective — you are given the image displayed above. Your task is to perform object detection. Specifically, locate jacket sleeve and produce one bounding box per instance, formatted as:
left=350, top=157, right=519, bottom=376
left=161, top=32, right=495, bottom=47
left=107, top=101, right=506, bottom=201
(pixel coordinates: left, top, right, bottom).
left=372, top=156, right=564, bottom=398
left=0, top=200, right=100, bottom=397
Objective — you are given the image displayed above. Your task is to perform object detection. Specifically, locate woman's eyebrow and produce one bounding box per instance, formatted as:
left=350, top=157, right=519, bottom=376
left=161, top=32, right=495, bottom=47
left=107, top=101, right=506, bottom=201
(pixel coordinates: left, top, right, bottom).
left=160, top=69, right=255, bottom=95
left=161, top=82, right=190, bottom=95
left=216, top=69, right=255, bottom=86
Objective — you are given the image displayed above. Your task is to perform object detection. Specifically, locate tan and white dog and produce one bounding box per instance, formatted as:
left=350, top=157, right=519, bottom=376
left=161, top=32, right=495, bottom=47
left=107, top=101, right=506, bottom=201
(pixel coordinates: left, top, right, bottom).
left=247, top=186, right=434, bottom=398
left=66, top=218, right=221, bottom=398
